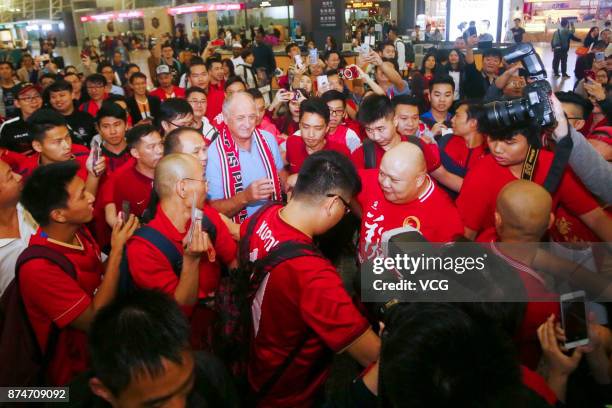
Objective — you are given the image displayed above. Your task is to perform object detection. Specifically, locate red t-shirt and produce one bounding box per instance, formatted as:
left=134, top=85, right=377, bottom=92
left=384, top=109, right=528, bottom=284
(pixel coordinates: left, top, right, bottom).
left=440, top=135, right=488, bottom=170
left=19, top=227, right=103, bottom=385
left=111, top=162, right=154, bottom=218
left=326, top=124, right=361, bottom=153
left=91, top=148, right=134, bottom=249
left=126, top=205, right=236, bottom=302
left=343, top=117, right=363, bottom=139
left=489, top=244, right=559, bottom=369
left=550, top=205, right=611, bottom=244
left=205, top=81, right=226, bottom=122
left=356, top=169, right=463, bottom=262
left=149, top=86, right=186, bottom=101
left=240, top=205, right=369, bottom=407
left=20, top=144, right=90, bottom=180
left=457, top=152, right=600, bottom=240
left=285, top=134, right=350, bottom=174
left=350, top=136, right=441, bottom=173
left=0, top=148, right=28, bottom=174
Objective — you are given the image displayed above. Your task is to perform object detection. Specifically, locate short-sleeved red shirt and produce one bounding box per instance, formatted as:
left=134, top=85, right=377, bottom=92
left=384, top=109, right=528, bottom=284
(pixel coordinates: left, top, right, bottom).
left=126, top=205, right=236, bottom=301
left=205, top=81, right=226, bottom=122
left=456, top=152, right=600, bottom=240
left=19, top=227, right=103, bottom=385
left=0, top=148, right=28, bottom=174
left=149, top=86, right=186, bottom=101
left=326, top=124, right=361, bottom=153
left=285, top=134, right=350, bottom=174
left=111, top=162, right=154, bottom=218
left=240, top=205, right=369, bottom=407
left=440, top=134, right=488, bottom=170
left=550, top=206, right=611, bottom=244
left=19, top=144, right=90, bottom=180
left=490, top=244, right=559, bottom=370
left=350, top=136, right=441, bottom=172
left=356, top=169, right=463, bottom=262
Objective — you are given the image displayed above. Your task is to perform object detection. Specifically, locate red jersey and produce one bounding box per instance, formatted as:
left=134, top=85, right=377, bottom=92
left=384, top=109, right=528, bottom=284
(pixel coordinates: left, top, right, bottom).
left=91, top=147, right=134, bottom=249
left=0, top=148, right=28, bottom=174
left=19, top=227, right=103, bottom=385
left=240, top=205, right=369, bottom=407
left=149, top=86, right=186, bottom=101
left=457, top=152, right=600, bottom=241
left=205, top=81, right=226, bottom=122
left=440, top=134, right=488, bottom=170
left=326, top=124, right=362, bottom=153
left=343, top=117, right=362, bottom=139
left=20, top=144, right=90, bottom=180
left=550, top=205, right=611, bottom=244
left=350, top=136, right=441, bottom=173
left=490, top=244, right=559, bottom=370
left=285, top=133, right=350, bottom=174
left=126, top=205, right=236, bottom=302
left=356, top=169, right=463, bottom=262
left=111, top=162, right=154, bottom=218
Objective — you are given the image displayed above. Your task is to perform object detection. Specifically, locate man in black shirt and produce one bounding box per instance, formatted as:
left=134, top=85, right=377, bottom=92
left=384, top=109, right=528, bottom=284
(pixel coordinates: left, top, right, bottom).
left=511, top=18, right=526, bottom=44
left=252, top=29, right=277, bottom=78
left=47, top=80, right=96, bottom=147
left=0, top=83, right=42, bottom=154
left=0, top=61, right=21, bottom=119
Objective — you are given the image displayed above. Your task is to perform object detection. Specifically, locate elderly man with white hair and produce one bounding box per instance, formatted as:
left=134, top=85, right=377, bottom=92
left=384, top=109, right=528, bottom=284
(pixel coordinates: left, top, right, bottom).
left=206, top=91, right=286, bottom=223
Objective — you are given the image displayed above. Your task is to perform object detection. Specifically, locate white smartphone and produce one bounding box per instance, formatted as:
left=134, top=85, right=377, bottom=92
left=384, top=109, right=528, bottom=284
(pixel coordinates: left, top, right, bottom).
left=316, top=75, right=329, bottom=92
left=294, top=54, right=304, bottom=69
left=441, top=127, right=454, bottom=136
left=309, top=48, right=318, bottom=65
left=560, top=290, right=590, bottom=349
left=187, top=192, right=203, bottom=245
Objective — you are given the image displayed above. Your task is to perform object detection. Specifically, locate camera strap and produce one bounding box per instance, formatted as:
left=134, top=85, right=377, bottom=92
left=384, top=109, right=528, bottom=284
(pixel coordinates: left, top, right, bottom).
left=521, top=145, right=539, bottom=181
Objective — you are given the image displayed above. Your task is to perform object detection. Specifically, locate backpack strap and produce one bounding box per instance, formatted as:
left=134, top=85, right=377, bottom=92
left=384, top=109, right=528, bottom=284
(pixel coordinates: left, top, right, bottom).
left=133, top=226, right=182, bottom=276
left=251, top=240, right=324, bottom=401
left=437, top=133, right=469, bottom=178
left=15, top=245, right=77, bottom=372
left=363, top=139, right=377, bottom=169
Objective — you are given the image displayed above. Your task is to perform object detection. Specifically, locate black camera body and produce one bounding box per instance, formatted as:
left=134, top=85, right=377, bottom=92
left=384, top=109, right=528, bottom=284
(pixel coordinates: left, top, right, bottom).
left=483, top=43, right=556, bottom=131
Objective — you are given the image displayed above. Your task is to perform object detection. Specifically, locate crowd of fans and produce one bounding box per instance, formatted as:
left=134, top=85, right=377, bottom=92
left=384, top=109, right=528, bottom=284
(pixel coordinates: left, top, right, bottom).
left=0, top=19, right=611, bottom=408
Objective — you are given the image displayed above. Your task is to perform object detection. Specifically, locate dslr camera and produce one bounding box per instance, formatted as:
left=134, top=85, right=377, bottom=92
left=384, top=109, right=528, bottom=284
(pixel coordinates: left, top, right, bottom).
left=483, top=43, right=556, bottom=131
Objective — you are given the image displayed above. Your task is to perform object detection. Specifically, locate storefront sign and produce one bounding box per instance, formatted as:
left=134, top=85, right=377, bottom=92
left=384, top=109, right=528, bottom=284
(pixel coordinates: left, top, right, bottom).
left=167, top=3, right=245, bottom=16
left=347, top=2, right=375, bottom=8
left=318, top=0, right=338, bottom=28
left=80, top=10, right=144, bottom=23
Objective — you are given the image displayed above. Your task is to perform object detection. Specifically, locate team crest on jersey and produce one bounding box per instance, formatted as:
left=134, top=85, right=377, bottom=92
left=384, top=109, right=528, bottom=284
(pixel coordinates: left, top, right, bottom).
left=402, top=216, right=421, bottom=230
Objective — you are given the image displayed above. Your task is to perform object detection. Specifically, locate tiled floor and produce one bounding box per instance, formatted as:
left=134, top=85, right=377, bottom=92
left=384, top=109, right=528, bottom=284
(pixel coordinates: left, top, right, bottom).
left=56, top=42, right=580, bottom=92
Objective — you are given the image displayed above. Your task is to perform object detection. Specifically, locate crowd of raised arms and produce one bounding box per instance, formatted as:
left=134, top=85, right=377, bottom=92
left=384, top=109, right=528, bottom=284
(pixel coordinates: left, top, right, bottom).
left=0, top=19, right=611, bottom=408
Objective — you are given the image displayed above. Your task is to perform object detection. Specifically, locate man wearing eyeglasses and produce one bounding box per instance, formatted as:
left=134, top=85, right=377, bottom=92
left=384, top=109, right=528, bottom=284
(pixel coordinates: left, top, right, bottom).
left=80, top=74, right=108, bottom=118
left=186, top=86, right=218, bottom=144
left=355, top=142, right=464, bottom=263
left=0, top=83, right=42, bottom=155
left=320, top=90, right=362, bottom=153
left=125, top=153, right=237, bottom=349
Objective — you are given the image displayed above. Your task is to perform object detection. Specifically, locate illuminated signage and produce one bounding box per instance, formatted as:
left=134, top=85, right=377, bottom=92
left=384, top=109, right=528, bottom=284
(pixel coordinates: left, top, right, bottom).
left=80, top=10, right=144, bottom=22
left=167, top=3, right=245, bottom=15
left=348, top=2, right=376, bottom=8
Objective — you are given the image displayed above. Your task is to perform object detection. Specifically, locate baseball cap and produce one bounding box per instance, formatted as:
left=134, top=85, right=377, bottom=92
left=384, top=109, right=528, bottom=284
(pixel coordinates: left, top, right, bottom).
left=16, top=82, right=40, bottom=97
left=156, top=65, right=171, bottom=75
left=232, top=42, right=243, bottom=49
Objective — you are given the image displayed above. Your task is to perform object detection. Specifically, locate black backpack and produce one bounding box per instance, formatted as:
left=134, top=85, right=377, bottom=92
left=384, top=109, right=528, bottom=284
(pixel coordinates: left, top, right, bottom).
left=0, top=246, right=76, bottom=386
left=118, top=216, right=218, bottom=296
left=213, top=202, right=324, bottom=400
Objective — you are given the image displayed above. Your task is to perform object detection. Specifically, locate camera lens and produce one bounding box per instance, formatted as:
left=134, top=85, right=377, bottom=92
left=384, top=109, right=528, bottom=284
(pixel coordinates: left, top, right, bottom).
left=483, top=99, right=530, bottom=130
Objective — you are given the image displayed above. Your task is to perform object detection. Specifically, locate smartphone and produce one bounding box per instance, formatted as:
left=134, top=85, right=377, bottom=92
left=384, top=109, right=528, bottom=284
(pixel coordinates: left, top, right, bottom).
left=273, top=67, right=283, bottom=77
left=595, top=51, right=605, bottom=62
left=343, top=66, right=359, bottom=80
left=187, top=191, right=203, bottom=245
left=441, top=127, right=454, bottom=136
left=91, top=140, right=100, bottom=176
left=358, top=43, right=370, bottom=56
left=560, top=290, right=589, bottom=349
left=121, top=200, right=130, bottom=224
left=309, top=48, right=318, bottom=65
left=291, top=90, right=301, bottom=101
left=585, top=69, right=596, bottom=80
left=294, top=54, right=304, bottom=69
left=316, top=75, right=329, bottom=92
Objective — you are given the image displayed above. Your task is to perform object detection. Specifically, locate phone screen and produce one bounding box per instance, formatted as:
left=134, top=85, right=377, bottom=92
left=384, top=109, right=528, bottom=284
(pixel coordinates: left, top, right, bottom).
left=561, top=293, right=588, bottom=348
left=121, top=201, right=130, bottom=223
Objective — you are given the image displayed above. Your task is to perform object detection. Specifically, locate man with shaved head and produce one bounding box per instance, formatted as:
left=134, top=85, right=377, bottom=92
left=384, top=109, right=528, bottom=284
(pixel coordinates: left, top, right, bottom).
left=355, top=142, right=464, bottom=262
left=125, top=153, right=237, bottom=349
left=490, top=179, right=560, bottom=371
left=206, top=91, right=285, bottom=223
left=164, top=126, right=209, bottom=168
